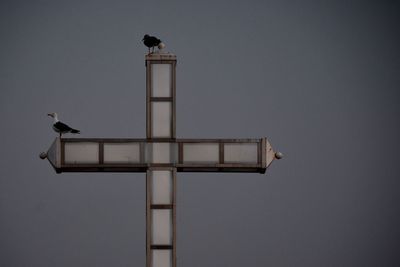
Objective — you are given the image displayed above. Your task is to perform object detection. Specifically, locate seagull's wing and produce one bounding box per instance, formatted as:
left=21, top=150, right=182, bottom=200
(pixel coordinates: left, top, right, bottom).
left=151, top=36, right=161, bottom=45
left=54, top=121, right=74, bottom=132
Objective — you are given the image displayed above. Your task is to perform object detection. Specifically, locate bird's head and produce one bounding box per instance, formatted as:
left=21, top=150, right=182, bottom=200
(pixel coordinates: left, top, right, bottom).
left=47, top=112, right=57, bottom=118
left=158, top=42, right=165, bottom=50
left=142, top=34, right=149, bottom=41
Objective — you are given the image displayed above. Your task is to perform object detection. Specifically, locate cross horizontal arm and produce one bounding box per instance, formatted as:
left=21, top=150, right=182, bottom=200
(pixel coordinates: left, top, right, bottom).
left=43, top=137, right=277, bottom=174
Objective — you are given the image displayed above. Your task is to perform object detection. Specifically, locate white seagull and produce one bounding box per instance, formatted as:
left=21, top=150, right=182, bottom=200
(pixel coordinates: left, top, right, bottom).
left=47, top=112, right=80, bottom=137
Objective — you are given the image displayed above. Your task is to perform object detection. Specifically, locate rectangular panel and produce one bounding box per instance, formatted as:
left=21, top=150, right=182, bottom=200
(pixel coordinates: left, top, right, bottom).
left=152, top=102, right=172, bottom=138
left=183, top=143, right=219, bottom=163
left=147, top=143, right=177, bottom=164
left=103, top=143, right=140, bottom=163
left=152, top=64, right=171, bottom=97
left=151, top=171, right=173, bottom=204
left=152, top=209, right=172, bottom=245
left=64, top=142, right=98, bottom=164
left=152, top=250, right=172, bottom=267
left=224, top=143, right=258, bottom=163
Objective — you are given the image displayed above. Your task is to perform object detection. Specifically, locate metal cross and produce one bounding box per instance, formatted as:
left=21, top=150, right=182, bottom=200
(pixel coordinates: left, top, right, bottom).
left=41, top=52, right=281, bottom=267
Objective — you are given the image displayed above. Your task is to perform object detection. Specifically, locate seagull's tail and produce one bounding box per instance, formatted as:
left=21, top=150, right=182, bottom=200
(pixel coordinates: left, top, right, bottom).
left=71, top=129, right=80, bottom=134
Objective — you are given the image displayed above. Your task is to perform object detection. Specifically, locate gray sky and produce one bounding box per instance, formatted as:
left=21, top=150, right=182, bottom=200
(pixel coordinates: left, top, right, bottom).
left=1, top=0, right=400, bottom=266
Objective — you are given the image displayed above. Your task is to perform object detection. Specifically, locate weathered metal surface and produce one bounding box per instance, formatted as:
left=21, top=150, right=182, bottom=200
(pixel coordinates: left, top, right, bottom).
left=42, top=53, right=281, bottom=267
left=146, top=55, right=176, bottom=140
left=145, top=53, right=177, bottom=61
left=46, top=138, right=275, bottom=174
left=147, top=168, right=176, bottom=267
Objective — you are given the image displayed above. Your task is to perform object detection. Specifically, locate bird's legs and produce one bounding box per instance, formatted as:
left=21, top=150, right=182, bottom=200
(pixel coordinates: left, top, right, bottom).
left=148, top=46, right=156, bottom=55
left=59, top=133, right=62, bottom=139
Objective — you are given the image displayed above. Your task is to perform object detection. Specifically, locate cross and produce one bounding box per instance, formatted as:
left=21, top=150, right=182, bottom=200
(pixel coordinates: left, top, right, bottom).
left=41, top=52, right=282, bottom=267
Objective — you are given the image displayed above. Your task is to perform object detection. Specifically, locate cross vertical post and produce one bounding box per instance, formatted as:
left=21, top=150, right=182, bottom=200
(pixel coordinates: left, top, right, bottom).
left=146, top=53, right=177, bottom=267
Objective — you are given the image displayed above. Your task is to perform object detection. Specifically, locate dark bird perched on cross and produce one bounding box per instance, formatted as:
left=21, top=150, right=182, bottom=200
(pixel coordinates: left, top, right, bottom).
left=48, top=112, right=80, bottom=138
left=142, top=34, right=165, bottom=54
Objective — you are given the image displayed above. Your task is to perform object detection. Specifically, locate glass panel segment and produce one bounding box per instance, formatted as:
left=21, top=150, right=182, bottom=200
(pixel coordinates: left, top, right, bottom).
left=152, top=64, right=171, bottom=97
left=183, top=143, right=219, bottom=163
left=147, top=143, right=177, bottom=164
left=224, top=143, right=258, bottom=163
left=151, top=171, right=173, bottom=204
left=152, top=209, right=172, bottom=245
left=64, top=142, right=98, bottom=164
left=152, top=250, right=172, bottom=267
left=152, top=102, right=172, bottom=138
left=103, top=143, right=140, bottom=163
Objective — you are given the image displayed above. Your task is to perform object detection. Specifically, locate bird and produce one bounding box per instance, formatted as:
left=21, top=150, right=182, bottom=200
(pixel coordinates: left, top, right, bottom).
left=142, top=34, right=163, bottom=54
left=47, top=112, right=80, bottom=138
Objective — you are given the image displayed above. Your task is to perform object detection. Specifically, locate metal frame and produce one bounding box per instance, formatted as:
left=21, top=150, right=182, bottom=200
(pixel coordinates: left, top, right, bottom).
left=146, top=54, right=177, bottom=267
left=44, top=53, right=278, bottom=267
left=52, top=138, right=269, bottom=174
left=146, top=56, right=176, bottom=140
left=146, top=167, right=176, bottom=267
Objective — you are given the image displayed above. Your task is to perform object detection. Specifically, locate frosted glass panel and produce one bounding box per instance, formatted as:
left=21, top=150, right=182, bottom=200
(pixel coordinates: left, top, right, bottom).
left=183, top=143, right=219, bottom=163
left=147, top=143, right=177, bottom=164
left=64, top=143, right=98, bottom=164
left=152, top=64, right=171, bottom=97
left=151, top=171, right=173, bottom=204
left=152, top=102, right=171, bottom=138
left=224, top=143, right=258, bottom=163
left=152, top=250, right=172, bottom=267
left=103, top=143, right=140, bottom=163
left=152, top=209, right=172, bottom=245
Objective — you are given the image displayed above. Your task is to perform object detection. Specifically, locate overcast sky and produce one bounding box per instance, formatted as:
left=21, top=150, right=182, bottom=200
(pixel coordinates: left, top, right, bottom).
left=1, top=1, right=400, bottom=266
